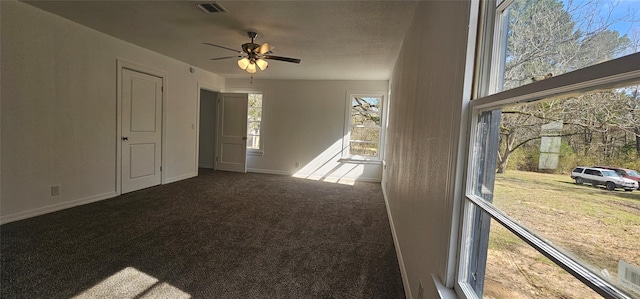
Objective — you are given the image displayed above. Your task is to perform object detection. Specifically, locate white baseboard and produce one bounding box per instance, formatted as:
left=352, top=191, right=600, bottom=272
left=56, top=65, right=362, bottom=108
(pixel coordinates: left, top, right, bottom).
left=0, top=191, right=118, bottom=225
left=164, top=172, right=197, bottom=184
left=382, top=182, right=412, bottom=299
left=351, top=176, right=381, bottom=183
left=247, top=168, right=291, bottom=176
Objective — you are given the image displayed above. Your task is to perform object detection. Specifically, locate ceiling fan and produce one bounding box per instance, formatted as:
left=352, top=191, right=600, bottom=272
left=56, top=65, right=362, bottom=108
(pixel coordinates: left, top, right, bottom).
left=204, top=31, right=301, bottom=74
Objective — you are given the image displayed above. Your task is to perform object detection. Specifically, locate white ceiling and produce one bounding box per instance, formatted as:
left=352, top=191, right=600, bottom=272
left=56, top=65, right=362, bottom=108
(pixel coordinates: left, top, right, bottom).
left=24, top=1, right=418, bottom=80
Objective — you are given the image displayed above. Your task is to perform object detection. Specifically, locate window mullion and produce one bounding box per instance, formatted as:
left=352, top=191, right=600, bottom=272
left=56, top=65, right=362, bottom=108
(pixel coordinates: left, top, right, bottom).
left=473, top=52, right=640, bottom=110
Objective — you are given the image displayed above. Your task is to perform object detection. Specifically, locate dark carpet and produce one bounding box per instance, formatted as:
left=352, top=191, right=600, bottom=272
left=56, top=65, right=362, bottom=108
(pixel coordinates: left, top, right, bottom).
left=1, top=169, right=405, bottom=298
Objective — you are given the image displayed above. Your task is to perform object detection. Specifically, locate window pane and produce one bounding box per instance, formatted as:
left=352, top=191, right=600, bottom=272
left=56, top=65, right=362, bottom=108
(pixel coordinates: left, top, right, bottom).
left=487, top=82, right=640, bottom=297
left=249, top=94, right=262, bottom=108
left=350, top=127, right=380, bottom=143
left=497, top=0, right=639, bottom=92
left=247, top=135, right=260, bottom=150
left=247, top=121, right=260, bottom=136
left=486, top=220, right=604, bottom=298
left=247, top=93, right=262, bottom=150
left=248, top=107, right=261, bottom=122
left=349, top=142, right=379, bottom=157
left=352, top=97, right=381, bottom=126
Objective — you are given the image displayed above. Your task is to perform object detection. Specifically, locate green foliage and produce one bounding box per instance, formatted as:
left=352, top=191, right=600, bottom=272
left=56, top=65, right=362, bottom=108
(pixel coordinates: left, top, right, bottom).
left=598, top=145, right=640, bottom=170
left=506, top=144, right=540, bottom=172
left=557, top=141, right=580, bottom=173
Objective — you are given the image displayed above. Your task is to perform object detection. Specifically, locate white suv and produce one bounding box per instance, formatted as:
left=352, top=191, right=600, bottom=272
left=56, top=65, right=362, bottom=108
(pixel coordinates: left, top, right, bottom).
left=571, top=166, right=639, bottom=191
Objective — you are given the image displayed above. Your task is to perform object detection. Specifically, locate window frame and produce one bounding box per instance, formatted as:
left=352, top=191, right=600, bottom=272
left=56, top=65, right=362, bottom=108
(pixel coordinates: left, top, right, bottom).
left=454, top=0, right=640, bottom=298
left=342, top=92, right=386, bottom=162
left=246, top=92, right=264, bottom=155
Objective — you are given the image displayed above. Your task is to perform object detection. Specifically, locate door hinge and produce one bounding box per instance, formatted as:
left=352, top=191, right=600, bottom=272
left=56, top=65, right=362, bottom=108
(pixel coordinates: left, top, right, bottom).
left=160, top=166, right=162, bottom=171
left=161, top=86, right=164, bottom=92
left=216, top=156, right=219, bottom=162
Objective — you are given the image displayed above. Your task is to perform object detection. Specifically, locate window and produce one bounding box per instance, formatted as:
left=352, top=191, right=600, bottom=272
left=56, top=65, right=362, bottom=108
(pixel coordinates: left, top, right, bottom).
left=343, top=94, right=385, bottom=160
left=457, top=0, right=640, bottom=298
left=247, top=93, right=263, bottom=153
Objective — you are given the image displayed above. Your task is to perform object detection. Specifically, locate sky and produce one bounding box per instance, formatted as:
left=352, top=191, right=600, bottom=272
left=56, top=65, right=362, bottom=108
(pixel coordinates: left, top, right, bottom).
left=562, top=0, right=640, bottom=35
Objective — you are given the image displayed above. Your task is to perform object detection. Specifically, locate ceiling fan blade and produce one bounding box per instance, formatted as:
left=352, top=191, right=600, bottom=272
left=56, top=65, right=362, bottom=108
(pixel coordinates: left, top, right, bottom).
left=210, top=56, right=241, bottom=61
left=203, top=43, right=242, bottom=53
left=258, top=43, right=273, bottom=54
left=263, top=55, right=301, bottom=64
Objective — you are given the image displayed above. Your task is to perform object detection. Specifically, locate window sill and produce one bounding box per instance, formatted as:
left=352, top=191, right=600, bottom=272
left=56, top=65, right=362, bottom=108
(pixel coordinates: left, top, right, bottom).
left=432, top=274, right=458, bottom=299
left=247, top=150, right=264, bottom=156
left=338, top=158, right=382, bottom=165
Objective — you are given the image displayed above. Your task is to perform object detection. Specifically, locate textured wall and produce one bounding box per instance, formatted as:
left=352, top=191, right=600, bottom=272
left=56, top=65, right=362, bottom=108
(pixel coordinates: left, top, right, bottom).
left=384, top=1, right=472, bottom=298
left=1, top=2, right=225, bottom=222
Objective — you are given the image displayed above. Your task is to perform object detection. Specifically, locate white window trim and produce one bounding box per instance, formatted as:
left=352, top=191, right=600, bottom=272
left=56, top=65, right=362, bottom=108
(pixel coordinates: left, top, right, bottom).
left=341, top=92, right=387, bottom=163
left=454, top=0, right=640, bottom=298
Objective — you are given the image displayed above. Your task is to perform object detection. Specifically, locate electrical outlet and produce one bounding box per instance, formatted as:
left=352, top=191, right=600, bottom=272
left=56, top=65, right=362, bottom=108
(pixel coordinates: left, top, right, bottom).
left=418, top=280, right=424, bottom=299
left=295, top=162, right=300, bottom=168
left=51, top=185, right=60, bottom=196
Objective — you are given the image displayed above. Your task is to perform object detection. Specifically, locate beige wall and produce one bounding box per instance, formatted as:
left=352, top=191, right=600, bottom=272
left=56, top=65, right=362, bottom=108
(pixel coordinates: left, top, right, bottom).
left=1, top=2, right=225, bottom=222
left=384, top=1, right=472, bottom=298
left=226, top=79, right=387, bottom=182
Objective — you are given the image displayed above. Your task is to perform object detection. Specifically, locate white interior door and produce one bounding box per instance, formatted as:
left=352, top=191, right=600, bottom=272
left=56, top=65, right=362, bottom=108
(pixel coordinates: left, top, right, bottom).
left=217, top=93, right=248, bottom=173
left=121, top=69, right=163, bottom=193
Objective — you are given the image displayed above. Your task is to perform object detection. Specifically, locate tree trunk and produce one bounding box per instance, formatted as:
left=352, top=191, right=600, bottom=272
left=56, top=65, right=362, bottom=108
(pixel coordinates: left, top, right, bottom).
left=583, top=128, right=592, bottom=156
left=497, top=152, right=510, bottom=174
left=497, top=134, right=515, bottom=174
left=635, top=127, right=640, bottom=158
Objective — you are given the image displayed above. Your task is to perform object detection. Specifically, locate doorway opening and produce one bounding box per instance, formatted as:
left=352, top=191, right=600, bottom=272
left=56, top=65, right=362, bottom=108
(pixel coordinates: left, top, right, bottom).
left=198, top=89, right=218, bottom=169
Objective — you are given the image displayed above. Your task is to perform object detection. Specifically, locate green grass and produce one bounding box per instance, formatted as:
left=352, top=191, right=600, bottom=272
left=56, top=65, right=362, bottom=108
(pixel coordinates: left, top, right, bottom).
left=486, top=170, right=640, bottom=293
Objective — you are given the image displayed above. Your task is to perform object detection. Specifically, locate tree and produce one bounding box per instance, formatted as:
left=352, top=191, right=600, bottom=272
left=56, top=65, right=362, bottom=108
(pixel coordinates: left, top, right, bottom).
left=350, top=97, right=381, bottom=156
left=495, top=0, right=634, bottom=173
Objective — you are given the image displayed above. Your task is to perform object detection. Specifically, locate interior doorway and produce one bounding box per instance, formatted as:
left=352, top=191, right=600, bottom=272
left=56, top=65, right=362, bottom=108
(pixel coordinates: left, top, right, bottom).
left=198, top=89, right=218, bottom=169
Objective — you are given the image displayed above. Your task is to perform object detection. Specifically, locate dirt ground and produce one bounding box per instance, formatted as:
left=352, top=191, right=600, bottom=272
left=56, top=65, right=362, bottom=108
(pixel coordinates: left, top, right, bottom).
left=481, top=171, right=640, bottom=299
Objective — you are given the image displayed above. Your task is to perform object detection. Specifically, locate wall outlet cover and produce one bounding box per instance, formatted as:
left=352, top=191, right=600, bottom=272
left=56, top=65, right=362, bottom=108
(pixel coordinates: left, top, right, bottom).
left=51, top=186, right=60, bottom=196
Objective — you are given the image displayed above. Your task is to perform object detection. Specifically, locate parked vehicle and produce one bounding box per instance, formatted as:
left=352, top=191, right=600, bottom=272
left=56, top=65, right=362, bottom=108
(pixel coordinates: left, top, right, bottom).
left=593, top=166, right=640, bottom=190
left=570, top=166, right=639, bottom=191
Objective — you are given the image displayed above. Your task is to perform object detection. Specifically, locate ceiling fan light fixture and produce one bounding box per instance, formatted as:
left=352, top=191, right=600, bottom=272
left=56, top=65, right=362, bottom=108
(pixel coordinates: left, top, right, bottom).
left=237, top=58, right=250, bottom=70
left=205, top=31, right=300, bottom=75
left=258, top=43, right=272, bottom=54
left=246, top=62, right=257, bottom=74
left=256, top=59, right=268, bottom=70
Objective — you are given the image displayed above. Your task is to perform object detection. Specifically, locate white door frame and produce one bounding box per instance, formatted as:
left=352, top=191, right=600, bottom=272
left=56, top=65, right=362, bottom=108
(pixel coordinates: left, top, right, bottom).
left=196, top=82, right=222, bottom=172
left=116, top=59, right=167, bottom=195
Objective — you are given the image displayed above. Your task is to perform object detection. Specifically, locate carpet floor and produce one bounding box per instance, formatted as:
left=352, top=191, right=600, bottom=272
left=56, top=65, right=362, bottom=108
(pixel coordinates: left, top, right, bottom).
left=1, top=169, right=405, bottom=298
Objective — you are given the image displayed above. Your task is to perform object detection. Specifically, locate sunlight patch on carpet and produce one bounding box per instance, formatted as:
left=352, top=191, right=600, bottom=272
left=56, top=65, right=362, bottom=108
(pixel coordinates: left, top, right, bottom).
left=292, top=139, right=369, bottom=185
left=72, top=267, right=190, bottom=299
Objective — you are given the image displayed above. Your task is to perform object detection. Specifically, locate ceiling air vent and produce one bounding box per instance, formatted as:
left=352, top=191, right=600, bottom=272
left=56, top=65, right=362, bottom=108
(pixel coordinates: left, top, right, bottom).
left=196, top=2, right=227, bottom=13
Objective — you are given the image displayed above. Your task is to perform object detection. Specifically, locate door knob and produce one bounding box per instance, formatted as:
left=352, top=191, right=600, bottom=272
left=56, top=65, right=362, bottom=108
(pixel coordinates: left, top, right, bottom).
left=242, top=137, right=247, bottom=141
left=122, top=137, right=129, bottom=141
